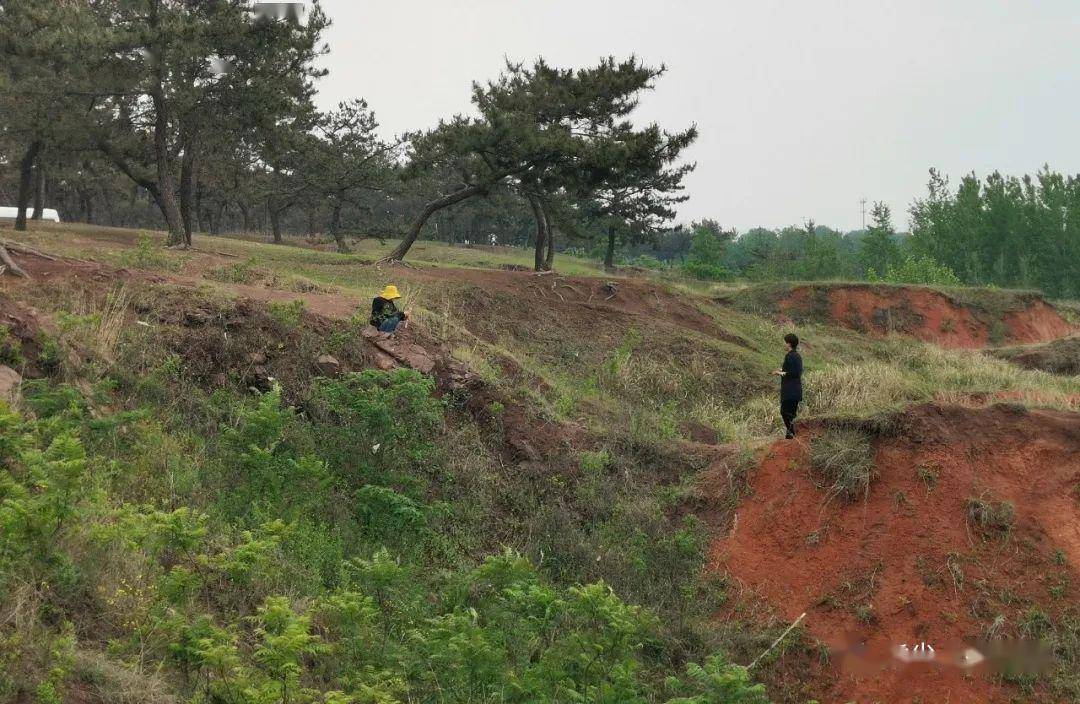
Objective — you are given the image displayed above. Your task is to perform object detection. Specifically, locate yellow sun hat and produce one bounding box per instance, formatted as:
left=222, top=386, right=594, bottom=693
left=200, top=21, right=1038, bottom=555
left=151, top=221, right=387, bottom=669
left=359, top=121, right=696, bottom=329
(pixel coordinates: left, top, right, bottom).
left=379, top=284, right=402, bottom=300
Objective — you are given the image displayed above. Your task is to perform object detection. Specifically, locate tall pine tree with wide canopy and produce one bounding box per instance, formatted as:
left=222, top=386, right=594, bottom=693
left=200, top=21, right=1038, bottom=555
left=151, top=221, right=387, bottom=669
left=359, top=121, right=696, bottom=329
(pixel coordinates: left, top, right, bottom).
left=386, top=56, right=696, bottom=268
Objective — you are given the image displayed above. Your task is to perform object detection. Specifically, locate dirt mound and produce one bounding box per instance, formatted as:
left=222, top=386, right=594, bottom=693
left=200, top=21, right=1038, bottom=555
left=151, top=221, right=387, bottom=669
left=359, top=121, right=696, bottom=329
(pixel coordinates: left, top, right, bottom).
left=708, top=404, right=1080, bottom=703
left=407, top=266, right=751, bottom=346
left=990, top=336, right=1080, bottom=376
left=767, top=284, right=1074, bottom=348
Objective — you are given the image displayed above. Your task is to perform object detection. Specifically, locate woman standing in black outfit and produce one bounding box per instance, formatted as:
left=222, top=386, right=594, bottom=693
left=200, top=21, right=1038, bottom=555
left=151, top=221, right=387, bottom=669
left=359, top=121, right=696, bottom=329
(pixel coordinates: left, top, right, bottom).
left=772, top=333, right=803, bottom=439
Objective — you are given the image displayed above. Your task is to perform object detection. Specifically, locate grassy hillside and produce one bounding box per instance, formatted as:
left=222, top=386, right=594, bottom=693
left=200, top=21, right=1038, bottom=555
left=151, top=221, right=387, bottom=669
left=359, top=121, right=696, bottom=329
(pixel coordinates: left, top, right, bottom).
left=1, top=222, right=1078, bottom=703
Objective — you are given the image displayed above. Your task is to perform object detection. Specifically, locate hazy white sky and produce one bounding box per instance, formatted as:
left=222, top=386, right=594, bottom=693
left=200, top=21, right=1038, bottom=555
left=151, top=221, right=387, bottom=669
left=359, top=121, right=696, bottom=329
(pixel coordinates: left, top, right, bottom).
left=313, top=0, right=1080, bottom=231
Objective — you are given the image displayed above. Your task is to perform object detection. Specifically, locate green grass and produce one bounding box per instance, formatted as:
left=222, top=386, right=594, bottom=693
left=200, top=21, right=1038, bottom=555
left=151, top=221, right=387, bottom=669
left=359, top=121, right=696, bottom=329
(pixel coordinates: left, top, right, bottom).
left=2, top=220, right=606, bottom=276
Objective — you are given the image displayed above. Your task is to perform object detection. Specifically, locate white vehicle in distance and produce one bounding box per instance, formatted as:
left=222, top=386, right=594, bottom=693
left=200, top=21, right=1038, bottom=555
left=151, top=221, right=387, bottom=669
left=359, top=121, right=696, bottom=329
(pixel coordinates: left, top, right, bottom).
left=0, top=207, right=61, bottom=222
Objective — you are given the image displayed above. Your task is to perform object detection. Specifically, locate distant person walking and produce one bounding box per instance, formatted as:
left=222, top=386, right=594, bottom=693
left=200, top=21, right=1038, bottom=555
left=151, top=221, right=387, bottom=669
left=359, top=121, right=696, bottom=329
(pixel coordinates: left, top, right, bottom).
left=371, top=284, right=407, bottom=334
left=773, top=333, right=803, bottom=439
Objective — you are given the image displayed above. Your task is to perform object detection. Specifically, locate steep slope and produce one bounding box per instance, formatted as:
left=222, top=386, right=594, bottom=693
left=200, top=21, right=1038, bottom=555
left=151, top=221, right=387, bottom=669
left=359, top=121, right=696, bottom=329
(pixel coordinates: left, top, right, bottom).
left=709, top=404, right=1080, bottom=703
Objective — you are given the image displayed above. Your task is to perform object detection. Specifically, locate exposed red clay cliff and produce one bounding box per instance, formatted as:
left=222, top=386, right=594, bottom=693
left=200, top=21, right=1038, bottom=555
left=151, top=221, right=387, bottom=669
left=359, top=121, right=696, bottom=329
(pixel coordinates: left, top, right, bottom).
left=779, top=285, right=1074, bottom=349
left=708, top=404, right=1080, bottom=703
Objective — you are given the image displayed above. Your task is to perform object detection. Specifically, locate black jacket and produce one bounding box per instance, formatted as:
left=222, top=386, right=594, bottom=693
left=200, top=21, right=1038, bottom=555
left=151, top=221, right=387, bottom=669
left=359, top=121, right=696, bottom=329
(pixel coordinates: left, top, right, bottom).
left=780, top=350, right=803, bottom=401
left=370, top=297, right=405, bottom=327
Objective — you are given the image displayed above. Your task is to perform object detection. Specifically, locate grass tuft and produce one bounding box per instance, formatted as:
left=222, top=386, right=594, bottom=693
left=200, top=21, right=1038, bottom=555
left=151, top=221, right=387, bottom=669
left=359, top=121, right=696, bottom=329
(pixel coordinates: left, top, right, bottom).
left=966, top=493, right=1015, bottom=536
left=810, top=427, right=877, bottom=502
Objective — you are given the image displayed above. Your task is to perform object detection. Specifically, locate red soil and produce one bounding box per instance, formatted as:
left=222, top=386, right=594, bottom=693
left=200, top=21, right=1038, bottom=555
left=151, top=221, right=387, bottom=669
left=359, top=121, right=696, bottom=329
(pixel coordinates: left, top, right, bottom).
left=829, top=287, right=987, bottom=348
left=709, top=404, right=1080, bottom=703
left=780, top=285, right=1074, bottom=349
left=1003, top=300, right=1075, bottom=344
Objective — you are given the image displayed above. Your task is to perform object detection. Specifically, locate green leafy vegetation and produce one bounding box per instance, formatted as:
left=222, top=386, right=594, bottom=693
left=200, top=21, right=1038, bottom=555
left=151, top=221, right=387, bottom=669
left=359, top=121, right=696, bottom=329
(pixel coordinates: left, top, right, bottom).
left=0, top=340, right=770, bottom=702
left=683, top=223, right=734, bottom=281
left=115, top=232, right=188, bottom=272
left=0, top=325, right=22, bottom=366
left=873, top=254, right=962, bottom=286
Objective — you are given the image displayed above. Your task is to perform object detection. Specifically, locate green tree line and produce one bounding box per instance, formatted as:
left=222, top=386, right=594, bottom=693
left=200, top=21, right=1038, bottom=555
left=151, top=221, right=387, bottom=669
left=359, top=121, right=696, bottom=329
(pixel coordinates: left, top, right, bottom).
left=606, top=167, right=1078, bottom=297
left=908, top=168, right=1080, bottom=297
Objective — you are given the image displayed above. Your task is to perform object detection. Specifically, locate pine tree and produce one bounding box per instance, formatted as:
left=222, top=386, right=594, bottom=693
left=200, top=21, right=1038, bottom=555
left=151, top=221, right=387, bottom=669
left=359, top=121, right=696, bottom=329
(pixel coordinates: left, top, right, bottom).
left=77, top=0, right=329, bottom=246
left=386, top=57, right=696, bottom=267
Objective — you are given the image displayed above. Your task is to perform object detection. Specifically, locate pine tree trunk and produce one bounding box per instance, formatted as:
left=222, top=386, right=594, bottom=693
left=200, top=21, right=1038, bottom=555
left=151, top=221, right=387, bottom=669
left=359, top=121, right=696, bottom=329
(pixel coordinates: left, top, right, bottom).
left=528, top=196, right=547, bottom=271
left=329, top=201, right=349, bottom=252
left=212, top=202, right=224, bottom=235
left=149, top=85, right=185, bottom=246
left=604, top=225, right=617, bottom=269
left=386, top=183, right=486, bottom=261
left=31, top=155, right=45, bottom=220
left=179, top=135, right=198, bottom=241
left=544, top=208, right=555, bottom=270
left=15, top=140, right=42, bottom=232
left=270, top=206, right=283, bottom=244
left=79, top=188, right=94, bottom=223
left=101, top=184, right=117, bottom=226
left=239, top=202, right=251, bottom=232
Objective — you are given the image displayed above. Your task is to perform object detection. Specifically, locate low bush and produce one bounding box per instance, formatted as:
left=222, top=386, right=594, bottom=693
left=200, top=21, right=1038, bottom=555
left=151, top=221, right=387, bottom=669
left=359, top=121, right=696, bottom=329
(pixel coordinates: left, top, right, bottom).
left=0, top=325, right=22, bottom=366
left=116, top=231, right=187, bottom=272
left=874, top=254, right=962, bottom=286
left=683, top=260, right=731, bottom=281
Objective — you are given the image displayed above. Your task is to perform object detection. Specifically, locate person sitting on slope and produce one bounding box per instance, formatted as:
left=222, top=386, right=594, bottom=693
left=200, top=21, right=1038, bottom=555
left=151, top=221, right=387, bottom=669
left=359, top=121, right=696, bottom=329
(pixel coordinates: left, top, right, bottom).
left=370, top=284, right=407, bottom=334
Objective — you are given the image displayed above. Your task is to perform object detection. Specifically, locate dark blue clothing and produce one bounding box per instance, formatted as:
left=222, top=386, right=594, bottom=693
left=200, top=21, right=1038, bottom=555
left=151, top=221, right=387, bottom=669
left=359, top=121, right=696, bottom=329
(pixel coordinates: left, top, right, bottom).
left=378, top=314, right=403, bottom=333
left=780, top=350, right=803, bottom=401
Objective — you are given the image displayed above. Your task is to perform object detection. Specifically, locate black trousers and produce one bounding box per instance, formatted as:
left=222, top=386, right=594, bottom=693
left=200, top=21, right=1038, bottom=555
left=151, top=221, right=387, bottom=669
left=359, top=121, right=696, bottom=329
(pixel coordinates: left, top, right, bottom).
left=780, top=397, right=800, bottom=438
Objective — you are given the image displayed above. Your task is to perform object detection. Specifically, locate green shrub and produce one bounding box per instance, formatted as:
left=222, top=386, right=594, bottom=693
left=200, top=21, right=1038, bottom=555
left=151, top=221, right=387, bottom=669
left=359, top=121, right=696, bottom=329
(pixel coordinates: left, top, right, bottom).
left=683, top=225, right=733, bottom=280
left=307, top=369, right=444, bottom=478
left=206, top=259, right=260, bottom=284
left=664, top=654, right=769, bottom=703
left=267, top=299, right=306, bottom=328
left=683, top=260, right=730, bottom=281
left=0, top=325, right=22, bottom=366
left=580, top=449, right=613, bottom=475
left=877, top=254, right=962, bottom=286
left=628, top=254, right=666, bottom=270
left=117, top=232, right=186, bottom=271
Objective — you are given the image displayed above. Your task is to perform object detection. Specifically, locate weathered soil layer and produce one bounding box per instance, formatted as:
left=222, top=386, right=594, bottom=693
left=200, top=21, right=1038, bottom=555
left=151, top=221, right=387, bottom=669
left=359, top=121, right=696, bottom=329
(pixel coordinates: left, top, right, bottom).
left=709, top=403, right=1080, bottom=703
left=777, top=284, right=1074, bottom=348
